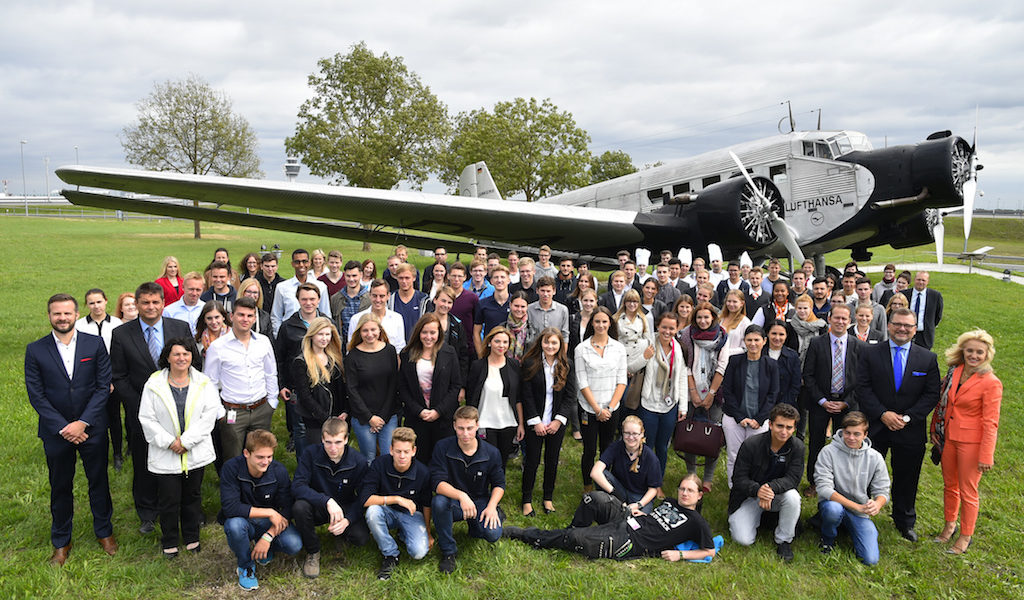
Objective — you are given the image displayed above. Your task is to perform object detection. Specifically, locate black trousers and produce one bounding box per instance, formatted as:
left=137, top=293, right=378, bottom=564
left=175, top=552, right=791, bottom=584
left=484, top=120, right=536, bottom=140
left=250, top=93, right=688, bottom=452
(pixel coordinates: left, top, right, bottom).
left=124, top=396, right=159, bottom=521
left=483, top=427, right=518, bottom=472
left=579, top=407, right=617, bottom=486
left=156, top=467, right=205, bottom=549
left=871, top=431, right=926, bottom=530
left=107, top=394, right=124, bottom=458
left=806, top=405, right=849, bottom=483
left=292, top=498, right=369, bottom=553
left=518, top=492, right=639, bottom=560
left=408, top=417, right=454, bottom=467
left=43, top=431, right=113, bottom=548
left=521, top=424, right=566, bottom=503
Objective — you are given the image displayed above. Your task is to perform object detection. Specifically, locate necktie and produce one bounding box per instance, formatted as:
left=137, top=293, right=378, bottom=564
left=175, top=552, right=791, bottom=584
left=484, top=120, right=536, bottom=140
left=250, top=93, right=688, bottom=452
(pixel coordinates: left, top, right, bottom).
left=913, top=292, right=922, bottom=326
left=893, top=346, right=904, bottom=392
left=830, top=339, right=844, bottom=394
left=146, top=325, right=161, bottom=365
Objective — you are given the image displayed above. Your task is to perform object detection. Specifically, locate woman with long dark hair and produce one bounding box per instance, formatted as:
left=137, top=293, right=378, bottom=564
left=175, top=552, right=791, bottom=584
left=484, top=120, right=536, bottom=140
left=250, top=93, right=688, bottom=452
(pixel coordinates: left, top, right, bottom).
left=194, top=301, right=230, bottom=357
left=345, top=313, right=400, bottom=462
left=520, top=327, right=577, bottom=516
left=467, top=326, right=523, bottom=470
left=399, top=313, right=463, bottom=464
left=575, top=306, right=627, bottom=490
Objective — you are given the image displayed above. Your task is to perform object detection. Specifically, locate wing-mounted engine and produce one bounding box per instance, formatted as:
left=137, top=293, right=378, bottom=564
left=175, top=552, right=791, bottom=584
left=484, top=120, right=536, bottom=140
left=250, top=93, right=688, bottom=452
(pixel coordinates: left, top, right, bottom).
left=694, top=175, right=785, bottom=250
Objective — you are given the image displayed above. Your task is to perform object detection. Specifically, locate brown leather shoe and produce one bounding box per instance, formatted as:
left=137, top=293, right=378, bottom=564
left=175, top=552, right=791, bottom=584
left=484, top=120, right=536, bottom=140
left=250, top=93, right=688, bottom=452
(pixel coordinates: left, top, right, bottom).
left=50, top=544, right=71, bottom=566
left=98, top=536, right=118, bottom=556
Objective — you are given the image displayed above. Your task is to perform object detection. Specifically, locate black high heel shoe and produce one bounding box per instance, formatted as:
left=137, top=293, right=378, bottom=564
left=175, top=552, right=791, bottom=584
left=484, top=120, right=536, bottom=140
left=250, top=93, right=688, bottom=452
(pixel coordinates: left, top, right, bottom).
left=522, top=504, right=535, bottom=518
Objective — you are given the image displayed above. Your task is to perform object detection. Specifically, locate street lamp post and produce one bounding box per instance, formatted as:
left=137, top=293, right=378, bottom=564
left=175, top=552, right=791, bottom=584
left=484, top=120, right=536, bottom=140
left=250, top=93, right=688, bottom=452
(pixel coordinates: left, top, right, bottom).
left=20, top=140, right=28, bottom=216
left=44, top=156, right=50, bottom=202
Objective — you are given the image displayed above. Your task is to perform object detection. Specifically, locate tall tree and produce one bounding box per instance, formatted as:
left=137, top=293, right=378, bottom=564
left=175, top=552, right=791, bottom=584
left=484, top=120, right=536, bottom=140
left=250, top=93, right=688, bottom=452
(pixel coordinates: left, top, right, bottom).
left=285, top=42, right=449, bottom=190
left=589, top=150, right=637, bottom=184
left=121, top=74, right=262, bottom=239
left=441, top=98, right=591, bottom=202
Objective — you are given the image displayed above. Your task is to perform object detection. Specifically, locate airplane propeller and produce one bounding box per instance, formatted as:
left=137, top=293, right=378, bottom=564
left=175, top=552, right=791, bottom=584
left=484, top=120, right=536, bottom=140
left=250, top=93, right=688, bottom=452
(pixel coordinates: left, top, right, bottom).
left=729, top=151, right=805, bottom=264
left=961, top=109, right=980, bottom=252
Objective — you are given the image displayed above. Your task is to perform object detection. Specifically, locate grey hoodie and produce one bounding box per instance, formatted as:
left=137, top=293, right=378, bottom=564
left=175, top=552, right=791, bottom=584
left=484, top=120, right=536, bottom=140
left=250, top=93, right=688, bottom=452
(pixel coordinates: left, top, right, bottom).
left=813, top=430, right=891, bottom=517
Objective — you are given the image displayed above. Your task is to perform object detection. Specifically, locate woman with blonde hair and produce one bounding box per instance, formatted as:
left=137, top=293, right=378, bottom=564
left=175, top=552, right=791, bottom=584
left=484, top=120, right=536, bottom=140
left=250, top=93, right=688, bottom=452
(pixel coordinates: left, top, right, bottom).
left=931, top=329, right=1002, bottom=555
left=310, top=248, right=328, bottom=279
left=290, top=317, right=347, bottom=446
left=719, top=289, right=752, bottom=355
left=345, top=313, right=400, bottom=462
left=790, top=294, right=826, bottom=365
left=237, top=278, right=272, bottom=338
left=885, top=292, right=910, bottom=321
left=614, top=289, right=654, bottom=416
left=156, top=256, right=184, bottom=304
left=588, top=415, right=661, bottom=515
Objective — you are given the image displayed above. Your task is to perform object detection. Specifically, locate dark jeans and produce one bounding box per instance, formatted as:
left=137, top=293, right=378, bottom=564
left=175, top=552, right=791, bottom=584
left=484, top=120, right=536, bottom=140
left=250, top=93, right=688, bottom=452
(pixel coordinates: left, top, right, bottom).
left=292, top=498, right=369, bottom=553
left=156, top=467, right=205, bottom=549
left=482, top=427, right=518, bottom=472
left=431, top=495, right=504, bottom=556
left=579, top=407, right=617, bottom=486
left=521, top=423, right=566, bottom=504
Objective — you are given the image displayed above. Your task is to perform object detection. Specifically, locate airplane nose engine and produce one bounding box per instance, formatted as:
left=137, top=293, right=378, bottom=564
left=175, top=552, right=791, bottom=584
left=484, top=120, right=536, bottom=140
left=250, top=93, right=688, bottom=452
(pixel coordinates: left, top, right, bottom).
left=695, top=176, right=784, bottom=250
left=838, top=135, right=972, bottom=209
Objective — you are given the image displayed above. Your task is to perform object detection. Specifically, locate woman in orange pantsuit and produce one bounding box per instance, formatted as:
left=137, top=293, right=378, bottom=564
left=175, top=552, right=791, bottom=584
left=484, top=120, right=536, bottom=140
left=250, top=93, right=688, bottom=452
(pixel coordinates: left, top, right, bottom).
left=930, top=329, right=1001, bottom=555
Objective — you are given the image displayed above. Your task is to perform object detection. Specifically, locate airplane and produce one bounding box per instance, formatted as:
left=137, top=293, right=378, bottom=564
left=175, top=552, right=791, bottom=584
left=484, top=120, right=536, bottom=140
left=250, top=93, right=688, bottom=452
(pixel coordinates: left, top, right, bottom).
left=54, top=127, right=980, bottom=270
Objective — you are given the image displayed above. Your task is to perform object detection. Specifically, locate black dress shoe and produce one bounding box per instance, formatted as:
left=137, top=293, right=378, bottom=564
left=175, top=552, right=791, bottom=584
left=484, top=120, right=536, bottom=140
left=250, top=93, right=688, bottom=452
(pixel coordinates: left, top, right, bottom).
left=139, top=520, right=156, bottom=534
left=898, top=527, right=919, bottom=542
left=113, top=455, right=123, bottom=471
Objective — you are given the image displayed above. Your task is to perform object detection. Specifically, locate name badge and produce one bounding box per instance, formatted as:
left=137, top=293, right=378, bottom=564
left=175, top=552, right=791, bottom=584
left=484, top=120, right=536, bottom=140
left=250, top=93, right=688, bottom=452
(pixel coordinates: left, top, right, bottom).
left=626, top=517, right=640, bottom=530
left=226, top=409, right=237, bottom=424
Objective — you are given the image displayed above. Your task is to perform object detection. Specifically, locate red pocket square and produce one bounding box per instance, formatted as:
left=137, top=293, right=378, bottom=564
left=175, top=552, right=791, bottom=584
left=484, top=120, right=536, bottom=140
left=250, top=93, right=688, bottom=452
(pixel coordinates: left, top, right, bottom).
left=79, top=357, right=93, bottom=362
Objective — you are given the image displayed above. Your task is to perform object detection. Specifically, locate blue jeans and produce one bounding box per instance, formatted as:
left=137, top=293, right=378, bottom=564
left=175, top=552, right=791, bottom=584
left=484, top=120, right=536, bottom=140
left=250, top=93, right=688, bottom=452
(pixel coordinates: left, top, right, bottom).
left=365, top=504, right=429, bottom=559
left=638, top=405, right=678, bottom=477
left=431, top=495, right=503, bottom=556
left=819, top=500, right=880, bottom=565
left=351, top=415, right=399, bottom=463
left=223, top=517, right=303, bottom=569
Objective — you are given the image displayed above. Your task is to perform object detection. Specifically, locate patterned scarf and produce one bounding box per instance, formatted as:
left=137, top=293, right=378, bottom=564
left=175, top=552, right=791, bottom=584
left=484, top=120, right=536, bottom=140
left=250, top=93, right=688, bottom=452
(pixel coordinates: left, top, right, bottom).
left=506, top=314, right=529, bottom=360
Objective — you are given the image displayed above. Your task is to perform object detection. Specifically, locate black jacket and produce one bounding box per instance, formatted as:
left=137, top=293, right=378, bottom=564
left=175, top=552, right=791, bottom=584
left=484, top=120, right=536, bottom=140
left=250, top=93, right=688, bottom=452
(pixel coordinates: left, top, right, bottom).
left=803, top=334, right=863, bottom=411
left=727, top=431, right=805, bottom=514
left=274, top=310, right=325, bottom=390
left=219, top=455, right=293, bottom=521
left=773, top=345, right=803, bottom=408
left=520, top=356, right=578, bottom=424
left=442, top=314, right=472, bottom=381
left=722, top=353, right=779, bottom=424
left=290, top=356, right=347, bottom=423
left=291, top=443, right=366, bottom=508
left=466, top=358, right=521, bottom=422
left=399, top=344, right=463, bottom=423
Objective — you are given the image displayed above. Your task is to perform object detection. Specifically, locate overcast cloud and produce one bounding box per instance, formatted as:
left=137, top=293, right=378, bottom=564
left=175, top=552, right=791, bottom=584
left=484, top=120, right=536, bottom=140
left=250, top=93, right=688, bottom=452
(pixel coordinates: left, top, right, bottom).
left=1, top=0, right=1021, bottom=208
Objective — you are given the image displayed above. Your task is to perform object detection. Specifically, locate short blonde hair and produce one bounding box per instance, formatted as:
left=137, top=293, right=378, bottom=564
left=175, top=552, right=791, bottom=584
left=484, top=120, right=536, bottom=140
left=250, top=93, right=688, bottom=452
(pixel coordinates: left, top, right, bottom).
left=944, top=329, right=996, bottom=372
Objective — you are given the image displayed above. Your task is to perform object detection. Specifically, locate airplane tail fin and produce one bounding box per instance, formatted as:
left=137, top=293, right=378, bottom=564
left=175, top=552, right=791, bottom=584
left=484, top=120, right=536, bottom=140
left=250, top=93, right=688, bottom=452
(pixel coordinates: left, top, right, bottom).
left=459, top=162, right=503, bottom=200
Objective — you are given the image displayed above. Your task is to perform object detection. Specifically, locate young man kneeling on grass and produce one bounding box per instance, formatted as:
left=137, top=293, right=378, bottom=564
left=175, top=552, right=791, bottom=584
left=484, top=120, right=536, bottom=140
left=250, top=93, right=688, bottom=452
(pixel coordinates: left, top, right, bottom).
left=813, top=411, right=890, bottom=565
left=292, top=417, right=369, bottom=579
left=220, top=430, right=301, bottom=591
left=430, top=405, right=505, bottom=574
left=361, top=427, right=433, bottom=580
left=504, top=474, right=715, bottom=562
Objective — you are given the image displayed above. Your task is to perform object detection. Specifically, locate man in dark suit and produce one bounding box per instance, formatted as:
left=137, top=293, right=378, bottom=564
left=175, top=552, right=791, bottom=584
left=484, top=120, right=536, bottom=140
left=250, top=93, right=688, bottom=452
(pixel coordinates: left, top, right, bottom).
left=802, top=304, right=863, bottom=491
left=110, top=282, right=197, bottom=534
left=598, top=270, right=628, bottom=312
left=856, top=307, right=940, bottom=542
left=25, top=293, right=117, bottom=565
left=901, top=271, right=943, bottom=350
left=744, top=268, right=769, bottom=318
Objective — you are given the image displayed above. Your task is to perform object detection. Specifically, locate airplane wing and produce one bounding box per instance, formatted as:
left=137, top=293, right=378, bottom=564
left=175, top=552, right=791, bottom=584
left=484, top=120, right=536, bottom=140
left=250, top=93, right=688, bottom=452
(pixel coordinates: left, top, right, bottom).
left=55, top=166, right=645, bottom=258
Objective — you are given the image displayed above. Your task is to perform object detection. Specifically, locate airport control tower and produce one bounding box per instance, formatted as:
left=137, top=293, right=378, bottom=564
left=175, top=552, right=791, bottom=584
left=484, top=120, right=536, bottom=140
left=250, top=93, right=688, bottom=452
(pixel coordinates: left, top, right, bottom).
left=284, top=157, right=301, bottom=182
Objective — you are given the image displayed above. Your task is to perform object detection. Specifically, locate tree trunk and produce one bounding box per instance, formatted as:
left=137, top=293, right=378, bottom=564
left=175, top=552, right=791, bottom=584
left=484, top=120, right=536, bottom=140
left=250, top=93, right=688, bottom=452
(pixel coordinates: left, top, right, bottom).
left=193, top=199, right=202, bottom=239
left=361, top=223, right=371, bottom=252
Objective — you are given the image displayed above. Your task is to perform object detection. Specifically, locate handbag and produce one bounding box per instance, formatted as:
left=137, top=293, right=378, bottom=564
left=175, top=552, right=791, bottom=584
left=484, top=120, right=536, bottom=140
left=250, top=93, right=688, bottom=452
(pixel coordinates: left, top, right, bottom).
left=673, top=410, right=724, bottom=458
left=624, top=369, right=645, bottom=410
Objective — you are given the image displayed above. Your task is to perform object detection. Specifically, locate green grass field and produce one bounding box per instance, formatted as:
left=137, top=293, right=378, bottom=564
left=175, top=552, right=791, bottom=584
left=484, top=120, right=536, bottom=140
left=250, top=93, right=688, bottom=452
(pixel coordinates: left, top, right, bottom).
left=1, top=217, right=1022, bottom=599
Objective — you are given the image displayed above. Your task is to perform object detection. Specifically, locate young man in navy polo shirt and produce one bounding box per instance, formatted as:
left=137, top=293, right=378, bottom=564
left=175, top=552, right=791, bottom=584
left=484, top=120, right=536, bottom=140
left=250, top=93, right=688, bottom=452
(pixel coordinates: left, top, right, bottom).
left=473, top=265, right=511, bottom=355
left=362, top=427, right=432, bottom=580
left=430, top=406, right=505, bottom=574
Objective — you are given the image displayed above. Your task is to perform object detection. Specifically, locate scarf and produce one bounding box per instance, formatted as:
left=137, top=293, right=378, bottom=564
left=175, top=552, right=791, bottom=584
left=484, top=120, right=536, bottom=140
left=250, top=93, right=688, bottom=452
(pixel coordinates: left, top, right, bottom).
left=687, top=325, right=726, bottom=394
left=653, top=340, right=676, bottom=406
left=790, top=316, right=826, bottom=363
left=200, top=327, right=222, bottom=352
left=772, top=301, right=793, bottom=320
left=506, top=314, right=529, bottom=360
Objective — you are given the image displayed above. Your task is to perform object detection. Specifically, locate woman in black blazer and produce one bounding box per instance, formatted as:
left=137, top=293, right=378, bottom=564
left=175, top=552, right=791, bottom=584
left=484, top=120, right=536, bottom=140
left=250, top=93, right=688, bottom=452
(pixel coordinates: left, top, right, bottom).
left=398, top=314, right=463, bottom=464
left=766, top=320, right=802, bottom=409
left=519, top=327, right=578, bottom=516
left=467, top=326, right=523, bottom=470
left=721, top=324, right=779, bottom=486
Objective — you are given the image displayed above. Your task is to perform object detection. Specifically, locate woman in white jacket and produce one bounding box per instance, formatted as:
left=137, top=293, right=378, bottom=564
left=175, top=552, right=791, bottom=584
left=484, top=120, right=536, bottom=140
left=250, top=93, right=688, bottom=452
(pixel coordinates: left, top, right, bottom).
left=139, top=338, right=220, bottom=558
left=637, top=312, right=689, bottom=488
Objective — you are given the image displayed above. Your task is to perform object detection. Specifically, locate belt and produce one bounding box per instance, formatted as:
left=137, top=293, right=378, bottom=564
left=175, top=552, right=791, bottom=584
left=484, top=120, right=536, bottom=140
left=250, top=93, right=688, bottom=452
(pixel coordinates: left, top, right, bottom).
left=222, top=397, right=268, bottom=411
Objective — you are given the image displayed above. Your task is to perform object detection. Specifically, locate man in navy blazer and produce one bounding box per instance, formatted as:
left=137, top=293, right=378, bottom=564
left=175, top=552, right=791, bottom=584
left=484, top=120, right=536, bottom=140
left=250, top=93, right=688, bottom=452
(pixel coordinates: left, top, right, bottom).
left=900, top=271, right=943, bottom=350
left=25, top=293, right=117, bottom=565
left=802, top=305, right=863, bottom=490
left=110, top=282, right=198, bottom=533
left=855, top=307, right=940, bottom=542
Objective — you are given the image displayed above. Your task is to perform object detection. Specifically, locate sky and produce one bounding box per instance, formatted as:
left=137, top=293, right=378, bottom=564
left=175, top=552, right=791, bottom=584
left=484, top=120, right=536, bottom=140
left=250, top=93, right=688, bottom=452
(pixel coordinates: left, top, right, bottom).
left=2, top=0, right=1022, bottom=209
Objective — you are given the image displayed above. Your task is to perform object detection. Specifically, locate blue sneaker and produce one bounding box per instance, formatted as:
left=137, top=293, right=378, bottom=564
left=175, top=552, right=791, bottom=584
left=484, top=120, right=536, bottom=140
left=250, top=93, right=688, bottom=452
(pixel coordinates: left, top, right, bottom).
left=237, top=566, right=258, bottom=590
left=256, top=550, right=274, bottom=566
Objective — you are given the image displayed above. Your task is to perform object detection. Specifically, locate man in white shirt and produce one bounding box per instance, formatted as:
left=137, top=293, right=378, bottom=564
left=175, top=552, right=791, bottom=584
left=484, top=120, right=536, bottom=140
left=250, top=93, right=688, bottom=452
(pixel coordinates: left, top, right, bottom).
left=348, top=279, right=406, bottom=353
left=205, top=297, right=279, bottom=459
left=162, top=272, right=205, bottom=334
left=271, top=249, right=330, bottom=335
left=76, top=288, right=122, bottom=351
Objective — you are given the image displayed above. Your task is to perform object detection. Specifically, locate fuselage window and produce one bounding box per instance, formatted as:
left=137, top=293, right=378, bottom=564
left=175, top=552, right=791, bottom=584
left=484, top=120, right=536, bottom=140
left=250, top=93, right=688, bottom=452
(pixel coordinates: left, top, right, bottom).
left=702, top=175, right=721, bottom=188
left=672, top=182, right=690, bottom=195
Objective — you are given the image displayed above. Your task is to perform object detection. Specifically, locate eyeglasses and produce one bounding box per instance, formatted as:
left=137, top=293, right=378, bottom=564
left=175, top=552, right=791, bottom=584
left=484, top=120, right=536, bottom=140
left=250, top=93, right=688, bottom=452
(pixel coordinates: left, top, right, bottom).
left=891, top=322, right=916, bottom=330
left=622, top=431, right=643, bottom=438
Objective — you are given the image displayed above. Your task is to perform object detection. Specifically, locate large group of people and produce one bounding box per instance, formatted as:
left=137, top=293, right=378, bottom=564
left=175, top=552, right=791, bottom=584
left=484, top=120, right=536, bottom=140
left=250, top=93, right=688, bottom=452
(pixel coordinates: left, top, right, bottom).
left=25, top=242, right=1001, bottom=588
